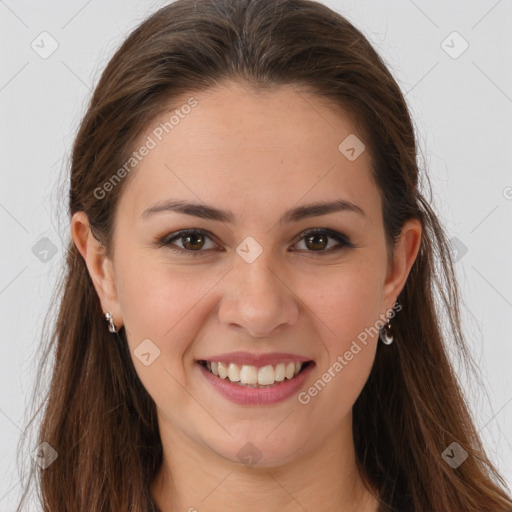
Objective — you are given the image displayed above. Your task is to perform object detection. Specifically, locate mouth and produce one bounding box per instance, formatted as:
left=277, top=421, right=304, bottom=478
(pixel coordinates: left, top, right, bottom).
left=198, top=359, right=314, bottom=388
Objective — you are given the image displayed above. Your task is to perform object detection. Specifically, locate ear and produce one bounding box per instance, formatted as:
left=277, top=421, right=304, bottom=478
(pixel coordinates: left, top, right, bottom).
left=70, top=211, right=123, bottom=329
left=382, top=217, right=422, bottom=311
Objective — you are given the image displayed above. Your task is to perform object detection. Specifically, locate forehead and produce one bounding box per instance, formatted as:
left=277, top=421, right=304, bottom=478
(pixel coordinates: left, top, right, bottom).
left=117, top=81, right=380, bottom=228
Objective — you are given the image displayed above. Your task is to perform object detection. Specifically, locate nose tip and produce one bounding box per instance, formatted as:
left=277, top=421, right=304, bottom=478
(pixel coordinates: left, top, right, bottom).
left=218, top=252, right=301, bottom=339
left=228, top=320, right=286, bottom=340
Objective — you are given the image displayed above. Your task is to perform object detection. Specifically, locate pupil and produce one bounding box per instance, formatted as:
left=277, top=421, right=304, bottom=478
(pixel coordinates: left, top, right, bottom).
left=307, top=234, right=326, bottom=250
left=184, top=233, right=203, bottom=250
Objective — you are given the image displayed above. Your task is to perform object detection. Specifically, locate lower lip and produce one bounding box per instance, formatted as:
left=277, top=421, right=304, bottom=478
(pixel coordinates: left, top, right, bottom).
left=198, top=362, right=315, bottom=406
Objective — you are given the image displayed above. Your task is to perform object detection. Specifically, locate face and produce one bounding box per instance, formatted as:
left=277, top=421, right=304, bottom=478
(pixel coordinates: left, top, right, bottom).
left=74, top=81, right=420, bottom=468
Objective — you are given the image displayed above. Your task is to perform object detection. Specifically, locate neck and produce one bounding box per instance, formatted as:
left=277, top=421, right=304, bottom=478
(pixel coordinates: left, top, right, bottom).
left=150, top=412, right=379, bottom=512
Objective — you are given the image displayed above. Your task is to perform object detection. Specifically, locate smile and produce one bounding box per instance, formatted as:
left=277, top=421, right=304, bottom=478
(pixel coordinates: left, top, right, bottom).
left=200, top=360, right=310, bottom=387
left=197, top=358, right=315, bottom=406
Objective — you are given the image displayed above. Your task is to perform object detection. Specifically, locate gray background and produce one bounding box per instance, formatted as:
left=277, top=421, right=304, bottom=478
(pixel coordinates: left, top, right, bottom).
left=1, top=0, right=511, bottom=509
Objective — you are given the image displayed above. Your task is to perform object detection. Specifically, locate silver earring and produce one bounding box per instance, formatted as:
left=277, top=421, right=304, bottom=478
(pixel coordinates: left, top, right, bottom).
left=105, top=312, right=117, bottom=333
left=380, top=317, right=394, bottom=345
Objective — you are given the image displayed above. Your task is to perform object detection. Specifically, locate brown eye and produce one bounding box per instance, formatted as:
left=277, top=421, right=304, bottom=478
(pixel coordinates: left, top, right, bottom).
left=293, top=228, right=353, bottom=254
left=304, top=233, right=329, bottom=251
left=158, top=228, right=353, bottom=257
left=160, top=229, right=219, bottom=256
left=181, top=231, right=205, bottom=251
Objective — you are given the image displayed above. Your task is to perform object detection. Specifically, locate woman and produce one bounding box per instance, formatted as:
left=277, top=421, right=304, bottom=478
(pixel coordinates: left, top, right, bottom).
left=16, top=0, right=512, bottom=511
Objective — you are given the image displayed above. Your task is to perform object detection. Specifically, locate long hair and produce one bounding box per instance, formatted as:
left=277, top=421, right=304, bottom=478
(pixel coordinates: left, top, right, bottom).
left=15, top=1, right=512, bottom=510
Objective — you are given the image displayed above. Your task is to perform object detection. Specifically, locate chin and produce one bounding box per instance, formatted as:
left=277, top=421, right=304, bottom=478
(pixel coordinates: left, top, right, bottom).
left=209, top=430, right=308, bottom=469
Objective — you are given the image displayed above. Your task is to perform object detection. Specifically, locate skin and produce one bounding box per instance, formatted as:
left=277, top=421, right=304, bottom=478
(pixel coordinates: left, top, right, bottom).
left=72, top=81, right=422, bottom=511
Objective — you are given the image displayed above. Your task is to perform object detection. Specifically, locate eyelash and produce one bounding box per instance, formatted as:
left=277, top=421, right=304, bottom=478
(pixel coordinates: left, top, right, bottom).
left=157, top=228, right=354, bottom=257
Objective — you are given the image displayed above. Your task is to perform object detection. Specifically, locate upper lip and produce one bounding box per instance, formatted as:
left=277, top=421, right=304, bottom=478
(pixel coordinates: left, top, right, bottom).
left=198, top=351, right=313, bottom=367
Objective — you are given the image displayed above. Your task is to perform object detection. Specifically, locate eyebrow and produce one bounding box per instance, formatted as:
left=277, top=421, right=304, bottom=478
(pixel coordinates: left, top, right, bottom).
left=141, top=199, right=365, bottom=223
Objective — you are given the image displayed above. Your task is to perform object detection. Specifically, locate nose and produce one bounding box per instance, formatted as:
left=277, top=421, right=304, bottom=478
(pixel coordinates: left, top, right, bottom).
left=218, top=254, right=299, bottom=339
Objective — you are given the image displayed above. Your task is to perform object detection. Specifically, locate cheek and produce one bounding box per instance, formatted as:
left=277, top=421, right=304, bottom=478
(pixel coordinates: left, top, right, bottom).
left=114, top=260, right=205, bottom=412
left=114, top=255, right=185, bottom=345
left=301, top=263, right=382, bottom=405
left=116, top=256, right=221, bottom=362
left=306, top=261, right=384, bottom=344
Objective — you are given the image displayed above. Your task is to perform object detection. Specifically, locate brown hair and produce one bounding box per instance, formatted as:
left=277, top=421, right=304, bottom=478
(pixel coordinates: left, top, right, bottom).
left=15, top=1, right=512, bottom=511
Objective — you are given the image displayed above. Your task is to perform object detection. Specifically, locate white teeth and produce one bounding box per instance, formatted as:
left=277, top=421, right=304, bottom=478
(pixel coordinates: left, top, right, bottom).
left=228, top=363, right=240, bottom=382
left=275, top=363, right=286, bottom=382
left=217, top=362, right=228, bottom=379
left=204, top=360, right=306, bottom=386
left=285, top=362, right=295, bottom=380
left=257, top=365, right=275, bottom=385
left=240, top=365, right=258, bottom=385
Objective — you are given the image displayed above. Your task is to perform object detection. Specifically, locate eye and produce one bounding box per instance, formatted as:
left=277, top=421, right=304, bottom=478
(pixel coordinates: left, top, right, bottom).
left=157, top=228, right=354, bottom=256
left=158, top=229, right=220, bottom=256
left=291, top=228, right=354, bottom=254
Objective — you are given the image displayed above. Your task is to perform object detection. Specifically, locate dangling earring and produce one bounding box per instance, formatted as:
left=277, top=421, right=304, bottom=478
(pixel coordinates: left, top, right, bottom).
left=380, top=316, right=394, bottom=345
left=105, top=312, right=117, bottom=333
